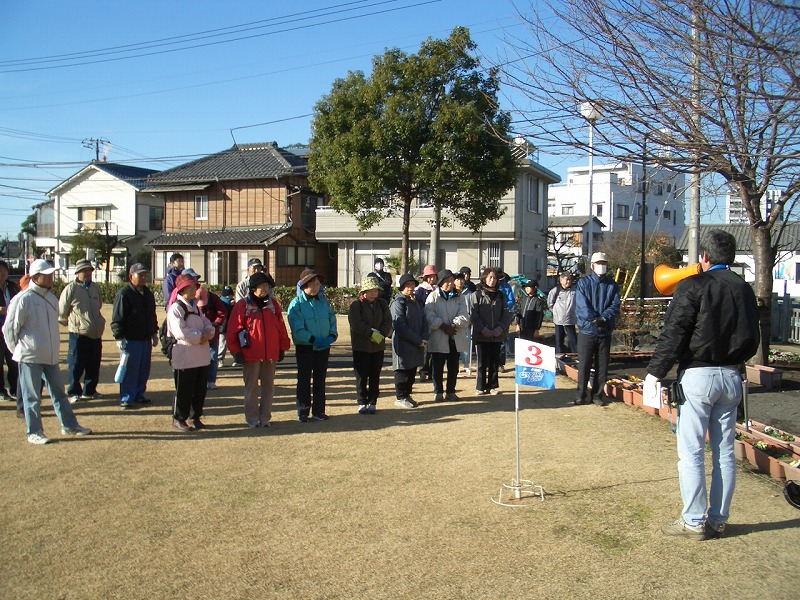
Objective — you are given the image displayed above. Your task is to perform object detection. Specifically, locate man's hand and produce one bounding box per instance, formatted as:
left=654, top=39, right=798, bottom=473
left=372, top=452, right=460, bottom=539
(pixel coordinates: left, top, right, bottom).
left=491, top=326, right=504, bottom=337
left=481, top=327, right=493, bottom=338
left=643, top=374, right=660, bottom=405
left=117, top=339, right=127, bottom=351
left=591, top=317, right=607, bottom=333
left=151, top=333, right=159, bottom=347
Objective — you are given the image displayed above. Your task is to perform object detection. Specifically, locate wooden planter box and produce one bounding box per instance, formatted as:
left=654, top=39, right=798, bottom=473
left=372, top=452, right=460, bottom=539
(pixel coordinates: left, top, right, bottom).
left=746, top=364, right=783, bottom=391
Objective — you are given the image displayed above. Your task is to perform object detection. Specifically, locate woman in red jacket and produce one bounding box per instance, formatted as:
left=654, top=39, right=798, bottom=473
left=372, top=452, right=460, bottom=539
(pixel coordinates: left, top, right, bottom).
left=226, top=272, right=291, bottom=428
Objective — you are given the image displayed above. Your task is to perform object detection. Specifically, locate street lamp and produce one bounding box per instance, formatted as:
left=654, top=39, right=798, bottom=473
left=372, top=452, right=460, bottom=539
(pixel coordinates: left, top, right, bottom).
left=580, top=101, right=601, bottom=266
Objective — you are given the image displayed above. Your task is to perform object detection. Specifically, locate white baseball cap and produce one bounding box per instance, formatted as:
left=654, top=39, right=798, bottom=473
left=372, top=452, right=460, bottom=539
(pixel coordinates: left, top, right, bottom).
left=29, top=259, right=57, bottom=276
left=591, top=252, right=608, bottom=263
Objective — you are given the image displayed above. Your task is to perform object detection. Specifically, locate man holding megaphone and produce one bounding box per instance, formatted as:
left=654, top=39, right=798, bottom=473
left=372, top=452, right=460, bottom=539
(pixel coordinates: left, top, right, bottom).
left=646, top=230, right=759, bottom=541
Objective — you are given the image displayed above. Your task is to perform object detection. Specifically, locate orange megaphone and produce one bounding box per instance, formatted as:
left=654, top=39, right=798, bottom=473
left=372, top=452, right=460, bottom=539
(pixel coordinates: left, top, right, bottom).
left=653, top=264, right=702, bottom=295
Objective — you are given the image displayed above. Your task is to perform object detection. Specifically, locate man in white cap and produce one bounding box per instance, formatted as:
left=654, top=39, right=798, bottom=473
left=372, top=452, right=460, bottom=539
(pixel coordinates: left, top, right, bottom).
left=59, top=258, right=106, bottom=403
left=574, top=252, right=621, bottom=406
left=3, top=259, right=92, bottom=444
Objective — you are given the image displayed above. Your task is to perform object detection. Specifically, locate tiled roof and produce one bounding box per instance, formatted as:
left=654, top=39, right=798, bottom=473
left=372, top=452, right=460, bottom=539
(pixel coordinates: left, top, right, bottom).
left=145, top=143, right=307, bottom=185
left=675, top=223, right=800, bottom=252
left=549, top=215, right=606, bottom=228
left=93, top=163, right=159, bottom=188
left=149, top=225, right=290, bottom=247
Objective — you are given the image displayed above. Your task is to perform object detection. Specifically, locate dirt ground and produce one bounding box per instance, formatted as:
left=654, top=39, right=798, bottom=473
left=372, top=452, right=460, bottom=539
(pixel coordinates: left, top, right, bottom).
left=0, top=307, right=798, bottom=599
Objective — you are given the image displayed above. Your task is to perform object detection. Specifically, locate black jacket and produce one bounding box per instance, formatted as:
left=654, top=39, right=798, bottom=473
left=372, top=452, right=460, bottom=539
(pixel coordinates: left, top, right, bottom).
left=516, top=293, right=545, bottom=333
left=111, top=284, right=159, bottom=341
left=647, top=268, right=760, bottom=379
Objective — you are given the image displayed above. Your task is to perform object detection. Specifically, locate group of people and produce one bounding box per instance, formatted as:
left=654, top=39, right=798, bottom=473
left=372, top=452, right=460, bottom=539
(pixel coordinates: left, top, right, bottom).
left=2, top=234, right=761, bottom=546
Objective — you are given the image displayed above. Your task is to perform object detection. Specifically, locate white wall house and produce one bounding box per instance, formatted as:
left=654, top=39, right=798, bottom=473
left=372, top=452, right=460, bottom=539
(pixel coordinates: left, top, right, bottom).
left=548, top=162, right=686, bottom=245
left=39, top=162, right=162, bottom=281
left=314, top=158, right=561, bottom=286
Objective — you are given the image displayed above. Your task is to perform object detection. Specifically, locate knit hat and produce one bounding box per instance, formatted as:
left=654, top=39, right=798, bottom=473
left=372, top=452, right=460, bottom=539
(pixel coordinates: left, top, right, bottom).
left=74, top=258, right=94, bottom=273
left=221, top=285, right=234, bottom=297
left=361, top=276, right=382, bottom=292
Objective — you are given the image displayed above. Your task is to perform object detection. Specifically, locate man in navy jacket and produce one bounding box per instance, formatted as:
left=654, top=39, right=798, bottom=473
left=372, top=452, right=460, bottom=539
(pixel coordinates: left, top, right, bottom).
left=574, top=252, right=620, bottom=406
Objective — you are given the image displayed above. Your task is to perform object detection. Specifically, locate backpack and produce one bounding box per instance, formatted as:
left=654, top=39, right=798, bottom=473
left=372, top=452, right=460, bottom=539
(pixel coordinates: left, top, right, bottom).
left=159, top=303, right=189, bottom=359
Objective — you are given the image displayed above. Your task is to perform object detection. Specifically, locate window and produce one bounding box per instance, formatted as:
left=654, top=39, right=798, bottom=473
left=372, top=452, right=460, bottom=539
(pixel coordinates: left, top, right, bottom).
left=149, top=206, right=164, bottom=230
left=596, top=204, right=603, bottom=217
left=301, top=195, right=323, bottom=231
left=666, top=183, right=672, bottom=192
left=654, top=182, right=664, bottom=196
left=559, top=232, right=573, bottom=244
left=561, top=206, right=573, bottom=216
left=617, top=204, right=630, bottom=219
left=655, top=208, right=659, bottom=216
left=277, top=246, right=316, bottom=267
left=488, top=242, right=501, bottom=268
left=663, top=210, right=671, bottom=219
left=77, top=206, right=111, bottom=231
left=527, top=177, right=540, bottom=213
left=194, top=195, right=208, bottom=220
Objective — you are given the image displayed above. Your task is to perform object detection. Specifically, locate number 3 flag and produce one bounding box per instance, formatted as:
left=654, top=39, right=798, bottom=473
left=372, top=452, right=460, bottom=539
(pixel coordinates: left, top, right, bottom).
left=514, top=338, right=556, bottom=389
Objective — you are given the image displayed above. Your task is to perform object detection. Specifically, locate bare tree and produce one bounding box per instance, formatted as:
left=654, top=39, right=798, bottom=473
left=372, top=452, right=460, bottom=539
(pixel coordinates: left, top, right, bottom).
left=500, top=0, right=800, bottom=363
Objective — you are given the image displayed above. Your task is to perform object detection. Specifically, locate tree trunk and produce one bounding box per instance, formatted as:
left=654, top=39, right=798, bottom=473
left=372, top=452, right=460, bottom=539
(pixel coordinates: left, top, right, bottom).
left=400, top=197, right=412, bottom=275
left=750, top=225, right=775, bottom=365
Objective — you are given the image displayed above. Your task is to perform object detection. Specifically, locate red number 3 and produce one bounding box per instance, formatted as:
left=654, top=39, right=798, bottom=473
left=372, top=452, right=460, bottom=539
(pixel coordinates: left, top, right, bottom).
left=525, top=345, right=543, bottom=366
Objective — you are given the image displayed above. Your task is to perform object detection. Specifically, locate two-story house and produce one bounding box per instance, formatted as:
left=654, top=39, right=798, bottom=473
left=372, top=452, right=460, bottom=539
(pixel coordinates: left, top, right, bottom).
left=40, top=162, right=161, bottom=280
left=145, top=143, right=333, bottom=286
left=314, top=158, right=561, bottom=286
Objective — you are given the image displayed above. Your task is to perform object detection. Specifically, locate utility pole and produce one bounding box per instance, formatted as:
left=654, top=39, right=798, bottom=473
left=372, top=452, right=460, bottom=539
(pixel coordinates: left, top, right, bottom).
left=688, top=2, right=701, bottom=265
left=82, top=138, right=110, bottom=162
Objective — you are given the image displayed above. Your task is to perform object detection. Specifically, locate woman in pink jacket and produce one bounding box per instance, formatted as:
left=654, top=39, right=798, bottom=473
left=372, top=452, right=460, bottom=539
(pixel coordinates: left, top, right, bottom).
left=168, top=274, right=215, bottom=432
left=226, top=272, right=291, bottom=428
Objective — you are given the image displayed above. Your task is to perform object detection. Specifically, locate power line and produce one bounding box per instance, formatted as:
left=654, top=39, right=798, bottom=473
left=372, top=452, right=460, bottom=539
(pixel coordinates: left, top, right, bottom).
left=0, top=0, right=442, bottom=73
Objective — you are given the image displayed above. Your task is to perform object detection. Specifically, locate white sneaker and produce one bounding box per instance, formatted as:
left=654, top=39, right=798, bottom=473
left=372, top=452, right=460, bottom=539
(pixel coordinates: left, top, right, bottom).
left=395, top=398, right=416, bottom=409
left=61, top=425, right=92, bottom=436
left=207, top=382, right=218, bottom=390
left=68, top=395, right=82, bottom=404
left=27, top=430, right=51, bottom=445
left=489, top=388, right=501, bottom=396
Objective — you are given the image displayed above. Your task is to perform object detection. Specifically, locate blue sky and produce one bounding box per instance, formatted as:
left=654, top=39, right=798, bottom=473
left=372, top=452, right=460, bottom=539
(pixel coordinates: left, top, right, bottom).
left=0, top=0, right=722, bottom=240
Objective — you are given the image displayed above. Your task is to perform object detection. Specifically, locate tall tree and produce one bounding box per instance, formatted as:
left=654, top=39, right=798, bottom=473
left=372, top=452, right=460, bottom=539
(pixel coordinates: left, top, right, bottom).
left=500, top=0, right=800, bottom=363
left=308, top=27, right=520, bottom=273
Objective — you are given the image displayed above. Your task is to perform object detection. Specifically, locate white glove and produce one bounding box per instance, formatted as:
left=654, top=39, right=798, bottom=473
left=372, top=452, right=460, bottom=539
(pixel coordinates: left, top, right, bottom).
left=116, top=339, right=127, bottom=351
left=643, top=373, right=660, bottom=404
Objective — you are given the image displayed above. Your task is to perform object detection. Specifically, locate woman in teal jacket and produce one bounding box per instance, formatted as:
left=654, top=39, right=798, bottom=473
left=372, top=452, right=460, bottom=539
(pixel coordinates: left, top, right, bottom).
left=287, top=269, right=337, bottom=422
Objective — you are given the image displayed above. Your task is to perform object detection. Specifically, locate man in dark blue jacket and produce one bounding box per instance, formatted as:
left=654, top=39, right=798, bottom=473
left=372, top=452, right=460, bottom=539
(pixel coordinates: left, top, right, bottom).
left=574, top=252, right=620, bottom=406
left=646, top=230, right=759, bottom=540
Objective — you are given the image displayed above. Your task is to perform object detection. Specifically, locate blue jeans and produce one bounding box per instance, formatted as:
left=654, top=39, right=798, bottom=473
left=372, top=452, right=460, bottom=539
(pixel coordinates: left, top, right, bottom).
left=119, top=340, right=152, bottom=404
left=19, top=361, right=79, bottom=435
left=676, top=366, right=742, bottom=527
left=208, top=343, right=218, bottom=384
left=67, top=333, right=102, bottom=397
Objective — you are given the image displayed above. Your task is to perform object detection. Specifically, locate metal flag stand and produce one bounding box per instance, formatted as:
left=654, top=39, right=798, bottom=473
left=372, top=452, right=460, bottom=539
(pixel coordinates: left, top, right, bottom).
left=492, top=340, right=548, bottom=507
